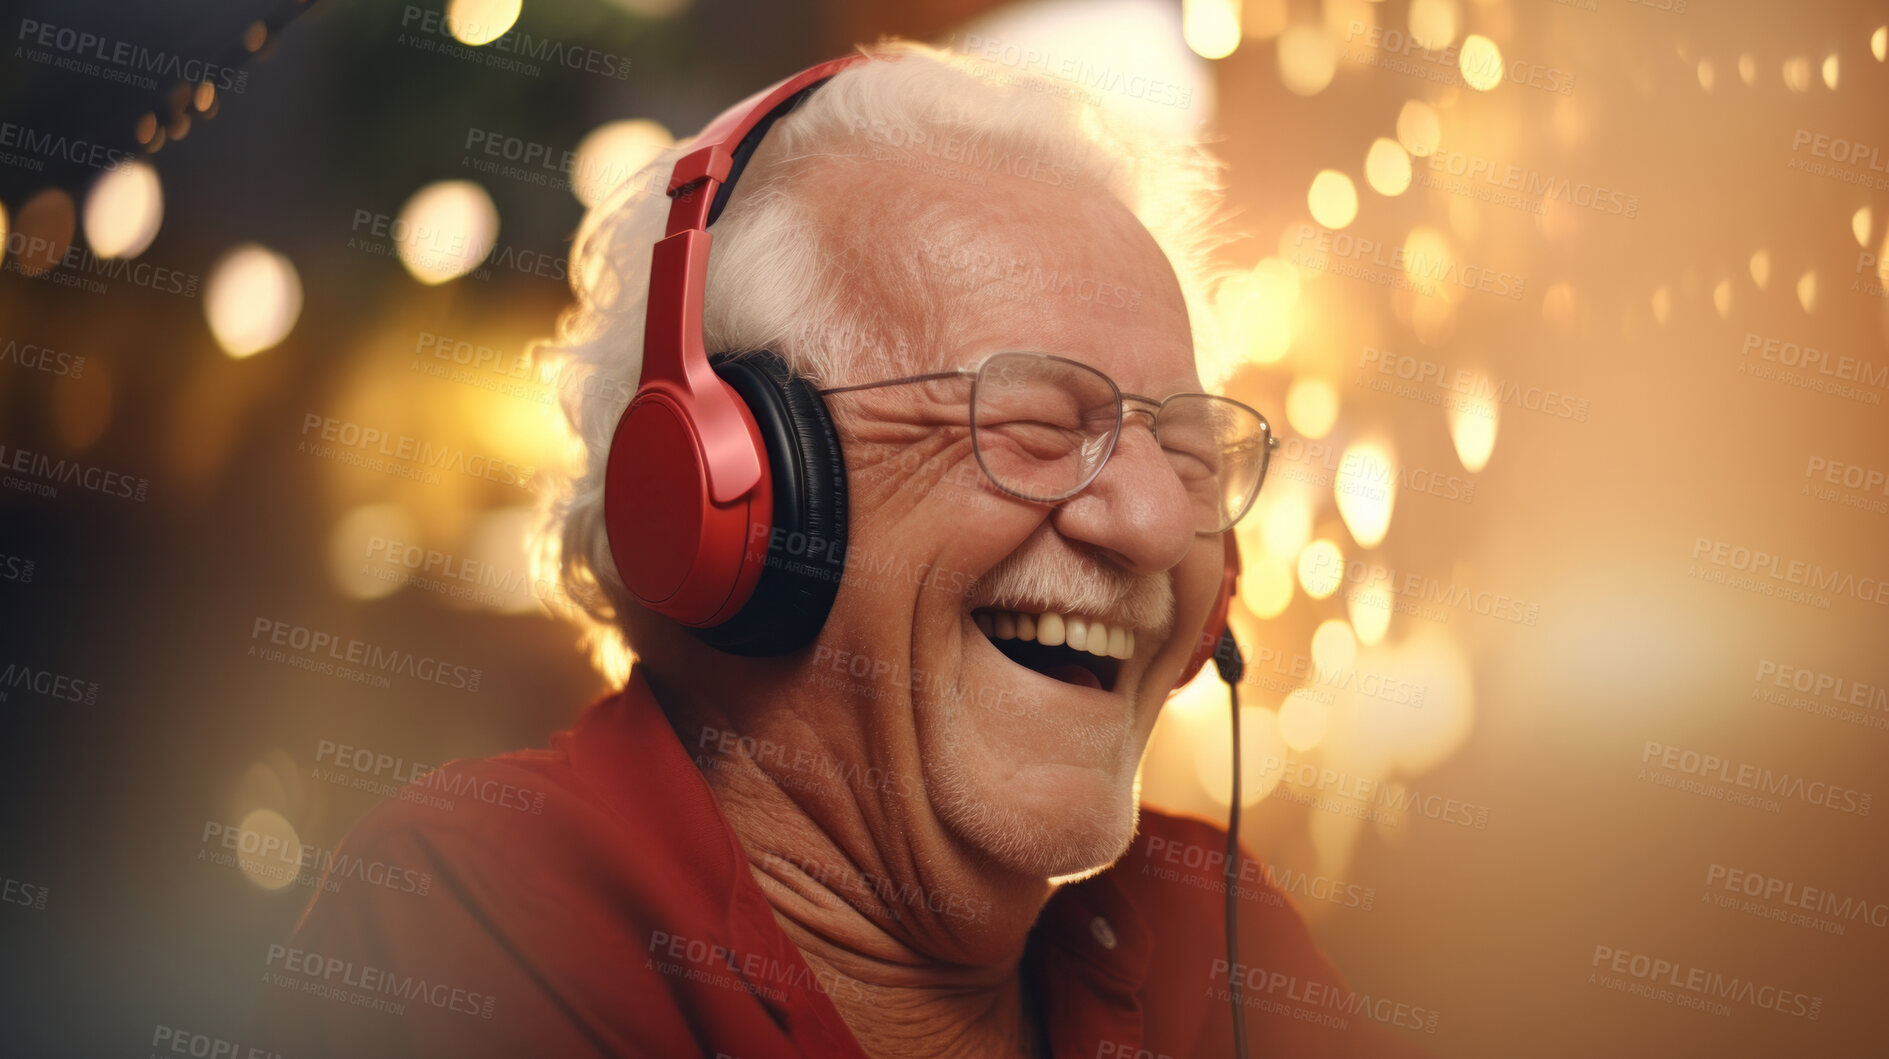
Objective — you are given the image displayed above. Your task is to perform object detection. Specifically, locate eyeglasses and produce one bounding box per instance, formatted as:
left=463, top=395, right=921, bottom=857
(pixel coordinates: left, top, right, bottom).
left=817, top=351, right=1277, bottom=534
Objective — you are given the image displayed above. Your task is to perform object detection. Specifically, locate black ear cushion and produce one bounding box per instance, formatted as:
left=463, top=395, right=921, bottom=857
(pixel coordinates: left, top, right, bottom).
left=692, top=351, right=849, bottom=656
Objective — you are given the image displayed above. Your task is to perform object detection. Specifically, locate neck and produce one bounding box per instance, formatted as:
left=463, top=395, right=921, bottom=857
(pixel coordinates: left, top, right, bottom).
left=649, top=666, right=1053, bottom=1058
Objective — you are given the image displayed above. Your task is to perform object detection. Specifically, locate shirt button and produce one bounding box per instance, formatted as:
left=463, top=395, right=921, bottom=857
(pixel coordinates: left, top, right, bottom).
left=1089, top=916, right=1118, bottom=950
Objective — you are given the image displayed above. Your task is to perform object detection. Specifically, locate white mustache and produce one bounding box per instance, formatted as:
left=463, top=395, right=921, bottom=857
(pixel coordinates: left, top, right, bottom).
left=972, top=544, right=1174, bottom=634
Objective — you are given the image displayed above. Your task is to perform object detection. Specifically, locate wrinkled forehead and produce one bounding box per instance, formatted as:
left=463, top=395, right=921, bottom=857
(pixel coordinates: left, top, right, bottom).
left=797, top=157, right=1200, bottom=396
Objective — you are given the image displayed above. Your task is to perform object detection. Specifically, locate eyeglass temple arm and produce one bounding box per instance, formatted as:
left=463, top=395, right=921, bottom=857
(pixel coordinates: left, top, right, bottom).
left=815, top=370, right=974, bottom=396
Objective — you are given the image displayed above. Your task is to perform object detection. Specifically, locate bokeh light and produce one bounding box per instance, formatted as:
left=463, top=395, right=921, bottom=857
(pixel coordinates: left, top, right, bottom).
left=1796, top=271, right=1817, bottom=313
left=1396, top=100, right=1441, bottom=156
left=83, top=161, right=164, bottom=259
left=1749, top=249, right=1771, bottom=289
left=1240, top=556, right=1296, bottom=618
left=12, top=189, right=77, bottom=277
left=1448, top=392, right=1498, bottom=472
left=446, top=0, right=521, bottom=46
left=1459, top=34, right=1503, bottom=91
left=572, top=119, right=674, bottom=208
left=1347, top=576, right=1392, bottom=645
left=329, top=503, right=423, bottom=601
left=1182, top=0, right=1241, bottom=60
left=1277, top=25, right=1337, bottom=96
left=395, top=180, right=499, bottom=285
left=1853, top=207, right=1872, bottom=248
left=1298, top=539, right=1344, bottom=599
left=233, top=808, right=302, bottom=892
left=1311, top=618, right=1358, bottom=677
left=1407, top=0, right=1458, bottom=50
left=1308, top=169, right=1358, bottom=228
left=204, top=244, right=303, bottom=358
left=1285, top=377, right=1339, bottom=437
left=1334, top=441, right=1396, bottom=547
left=1364, top=137, right=1412, bottom=195
left=1277, top=689, right=1330, bottom=752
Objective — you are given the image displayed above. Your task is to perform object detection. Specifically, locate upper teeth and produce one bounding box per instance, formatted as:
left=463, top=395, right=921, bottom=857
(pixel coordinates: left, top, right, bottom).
left=974, top=610, right=1136, bottom=660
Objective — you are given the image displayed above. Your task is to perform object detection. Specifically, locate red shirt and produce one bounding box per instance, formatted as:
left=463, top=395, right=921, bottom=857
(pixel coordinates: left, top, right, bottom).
left=265, top=670, right=1428, bottom=1058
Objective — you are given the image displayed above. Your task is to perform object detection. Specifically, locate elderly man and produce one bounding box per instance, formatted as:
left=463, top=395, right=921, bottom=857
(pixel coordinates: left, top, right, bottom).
left=268, top=41, right=1419, bottom=1059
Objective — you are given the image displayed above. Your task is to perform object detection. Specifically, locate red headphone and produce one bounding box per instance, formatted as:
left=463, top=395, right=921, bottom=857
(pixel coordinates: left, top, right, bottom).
left=601, top=55, right=1239, bottom=688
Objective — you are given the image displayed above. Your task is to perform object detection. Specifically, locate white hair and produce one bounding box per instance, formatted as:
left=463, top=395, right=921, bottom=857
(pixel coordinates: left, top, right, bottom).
left=529, top=39, right=1232, bottom=683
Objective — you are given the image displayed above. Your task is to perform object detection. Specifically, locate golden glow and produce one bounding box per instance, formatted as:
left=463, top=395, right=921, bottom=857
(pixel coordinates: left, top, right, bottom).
left=1308, top=169, right=1358, bottom=228
left=1821, top=54, right=1839, bottom=90
left=1407, top=0, right=1458, bottom=51
left=1243, top=0, right=1288, bottom=40
left=1542, top=282, right=1576, bottom=334
left=1738, top=54, right=1757, bottom=85
left=1334, top=441, right=1395, bottom=547
left=1217, top=270, right=1292, bottom=364
left=1853, top=207, right=1872, bottom=247
left=83, top=160, right=164, bottom=259
left=468, top=506, right=540, bottom=613
left=1796, top=271, right=1817, bottom=313
left=0, top=200, right=8, bottom=269
left=1749, top=250, right=1770, bottom=289
left=1448, top=393, right=1498, bottom=472
left=1874, top=27, right=1887, bottom=63
left=52, top=357, right=112, bottom=450
left=446, top=0, right=522, bottom=46
left=1298, top=539, right=1344, bottom=599
left=1285, top=377, right=1339, bottom=437
left=1712, top=279, right=1733, bottom=319
left=1277, top=25, right=1337, bottom=96
left=1347, top=577, right=1392, bottom=645
left=1257, top=492, right=1313, bottom=558
left=1459, top=35, right=1503, bottom=91
left=1194, top=706, right=1287, bottom=806
left=234, top=808, right=303, bottom=892
left=1401, top=226, right=1455, bottom=299
left=1278, top=690, right=1330, bottom=752
left=572, top=119, right=673, bottom=208
left=1311, top=618, right=1358, bottom=677
left=1782, top=57, right=1812, bottom=93
left=205, top=244, right=303, bottom=358
left=1696, top=60, right=1715, bottom=92
left=1241, top=556, right=1296, bottom=618
left=1651, top=285, right=1672, bottom=325
left=329, top=503, right=421, bottom=600
left=1183, top=0, right=1242, bottom=60
left=1364, top=137, right=1412, bottom=195
left=395, top=180, right=499, bottom=285
left=13, top=189, right=76, bottom=277
left=1396, top=100, right=1441, bottom=157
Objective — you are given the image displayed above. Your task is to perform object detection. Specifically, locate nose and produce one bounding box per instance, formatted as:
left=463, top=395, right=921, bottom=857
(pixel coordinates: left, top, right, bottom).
left=1049, top=423, right=1195, bottom=575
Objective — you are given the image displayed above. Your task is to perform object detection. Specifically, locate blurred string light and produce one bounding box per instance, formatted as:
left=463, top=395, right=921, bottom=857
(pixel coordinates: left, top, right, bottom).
left=1215, top=267, right=1291, bottom=365
left=572, top=119, right=673, bottom=208
left=1821, top=54, right=1839, bottom=90
left=1749, top=250, right=1770, bottom=289
left=1182, top=0, right=1241, bottom=60
left=601, top=0, right=692, bottom=16
left=328, top=503, right=422, bottom=601
left=83, top=160, right=163, bottom=259
left=0, top=199, right=8, bottom=268
left=1874, top=27, right=1887, bottom=62
left=1364, top=137, right=1412, bottom=195
left=1277, top=24, right=1337, bottom=95
left=12, top=189, right=76, bottom=276
left=1285, top=377, right=1338, bottom=437
left=1239, top=555, right=1295, bottom=618
left=1797, top=271, right=1817, bottom=313
left=1782, top=56, right=1812, bottom=92
left=1407, top=0, right=1458, bottom=50
left=205, top=244, right=303, bottom=358
left=1713, top=279, right=1733, bottom=318
left=1258, top=491, right=1313, bottom=556
left=1854, top=207, right=1873, bottom=247
left=1651, top=284, right=1672, bottom=325
left=1347, top=576, right=1392, bottom=645
left=1696, top=59, right=1715, bottom=92
left=1193, top=703, right=1287, bottom=806
left=1738, top=54, right=1757, bottom=86
left=1307, top=169, right=1357, bottom=227
left=1310, top=618, right=1357, bottom=678
left=1334, top=440, right=1395, bottom=547
left=1298, top=539, right=1343, bottom=599
left=234, top=808, right=302, bottom=892
left=395, top=180, right=498, bottom=284
left=1395, top=100, right=1440, bottom=156
left=1277, top=688, right=1329, bottom=752
left=1447, top=393, right=1498, bottom=472
left=447, top=0, right=522, bottom=46
left=1459, top=34, right=1503, bottom=91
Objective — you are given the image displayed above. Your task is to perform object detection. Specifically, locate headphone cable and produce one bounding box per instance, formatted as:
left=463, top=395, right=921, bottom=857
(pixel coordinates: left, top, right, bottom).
left=1212, top=629, right=1249, bottom=1059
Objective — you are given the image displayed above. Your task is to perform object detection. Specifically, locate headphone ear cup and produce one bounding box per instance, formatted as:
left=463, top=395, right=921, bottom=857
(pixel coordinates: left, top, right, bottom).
left=690, top=351, right=848, bottom=655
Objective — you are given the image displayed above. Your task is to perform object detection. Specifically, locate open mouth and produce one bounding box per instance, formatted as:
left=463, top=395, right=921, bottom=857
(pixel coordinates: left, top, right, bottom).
left=972, top=608, right=1130, bottom=693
